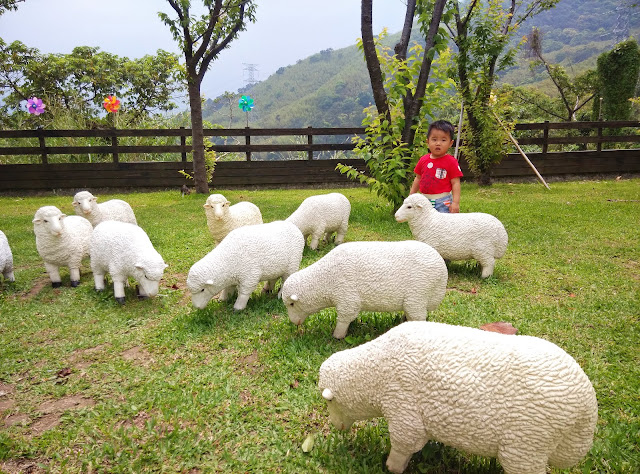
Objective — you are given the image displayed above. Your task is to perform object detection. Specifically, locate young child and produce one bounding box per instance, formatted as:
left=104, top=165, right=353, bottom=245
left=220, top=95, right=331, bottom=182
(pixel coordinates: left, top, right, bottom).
left=409, top=120, right=463, bottom=213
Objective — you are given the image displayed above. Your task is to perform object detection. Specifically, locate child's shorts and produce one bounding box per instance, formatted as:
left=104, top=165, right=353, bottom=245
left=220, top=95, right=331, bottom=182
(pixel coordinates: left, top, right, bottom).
left=427, top=194, right=452, bottom=213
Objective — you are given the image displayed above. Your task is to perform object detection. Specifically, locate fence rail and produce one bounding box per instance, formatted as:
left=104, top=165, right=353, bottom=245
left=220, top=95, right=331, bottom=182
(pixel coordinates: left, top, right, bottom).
left=1, top=122, right=639, bottom=191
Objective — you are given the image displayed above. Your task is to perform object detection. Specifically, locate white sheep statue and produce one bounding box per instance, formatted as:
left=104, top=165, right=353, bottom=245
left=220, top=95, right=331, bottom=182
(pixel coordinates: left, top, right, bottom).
left=318, top=321, right=598, bottom=474
left=203, top=193, right=263, bottom=243
left=187, top=220, right=304, bottom=311
left=395, top=193, right=508, bottom=278
left=0, top=230, right=15, bottom=282
left=281, top=240, right=447, bottom=339
left=286, top=192, right=351, bottom=250
left=90, top=221, right=167, bottom=305
left=32, top=206, right=93, bottom=287
left=72, top=190, right=137, bottom=226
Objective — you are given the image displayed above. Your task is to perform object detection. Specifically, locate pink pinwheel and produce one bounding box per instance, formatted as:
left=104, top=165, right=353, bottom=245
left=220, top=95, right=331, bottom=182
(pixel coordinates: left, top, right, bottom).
left=27, top=97, right=46, bottom=115
left=103, top=95, right=121, bottom=113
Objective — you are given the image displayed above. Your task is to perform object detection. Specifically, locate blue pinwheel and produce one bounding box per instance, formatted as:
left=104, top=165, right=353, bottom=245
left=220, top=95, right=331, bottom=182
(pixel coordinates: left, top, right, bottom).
left=238, top=95, right=254, bottom=126
left=238, top=95, right=254, bottom=112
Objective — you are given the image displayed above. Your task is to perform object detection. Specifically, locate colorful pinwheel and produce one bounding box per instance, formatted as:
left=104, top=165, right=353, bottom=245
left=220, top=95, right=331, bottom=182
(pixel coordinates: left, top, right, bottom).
left=103, top=95, right=121, bottom=113
left=238, top=95, right=254, bottom=112
left=27, top=97, right=46, bottom=116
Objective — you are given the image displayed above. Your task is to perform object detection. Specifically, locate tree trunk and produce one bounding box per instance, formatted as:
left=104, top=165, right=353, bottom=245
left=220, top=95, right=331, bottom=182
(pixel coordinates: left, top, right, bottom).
left=187, top=76, right=209, bottom=194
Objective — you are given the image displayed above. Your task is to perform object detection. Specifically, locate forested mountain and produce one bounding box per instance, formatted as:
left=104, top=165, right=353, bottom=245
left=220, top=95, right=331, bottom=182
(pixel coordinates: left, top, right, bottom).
left=203, top=0, right=639, bottom=128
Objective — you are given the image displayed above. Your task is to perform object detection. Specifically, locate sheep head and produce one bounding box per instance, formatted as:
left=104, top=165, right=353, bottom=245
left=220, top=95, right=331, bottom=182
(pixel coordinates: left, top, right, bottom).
left=72, top=191, right=97, bottom=215
left=33, top=206, right=66, bottom=236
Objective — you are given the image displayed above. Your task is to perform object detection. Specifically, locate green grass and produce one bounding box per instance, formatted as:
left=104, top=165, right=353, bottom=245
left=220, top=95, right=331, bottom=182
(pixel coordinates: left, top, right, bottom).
left=0, top=180, right=638, bottom=473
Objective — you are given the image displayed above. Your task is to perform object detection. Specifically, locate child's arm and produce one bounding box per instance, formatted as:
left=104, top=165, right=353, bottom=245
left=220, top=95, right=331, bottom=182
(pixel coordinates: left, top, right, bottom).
left=449, top=177, right=461, bottom=213
left=409, top=175, right=421, bottom=195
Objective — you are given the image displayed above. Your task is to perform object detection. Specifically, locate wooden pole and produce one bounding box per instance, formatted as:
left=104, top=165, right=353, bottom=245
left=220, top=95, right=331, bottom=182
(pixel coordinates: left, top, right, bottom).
left=454, top=101, right=464, bottom=160
left=491, top=110, right=550, bottom=190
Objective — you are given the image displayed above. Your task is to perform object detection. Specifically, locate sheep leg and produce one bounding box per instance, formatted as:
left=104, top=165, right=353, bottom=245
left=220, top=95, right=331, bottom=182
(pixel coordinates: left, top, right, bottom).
left=93, top=272, right=106, bottom=291
left=333, top=301, right=360, bottom=339
left=335, top=221, right=348, bottom=245
left=386, top=415, right=429, bottom=474
left=137, top=284, right=149, bottom=300
left=112, top=278, right=127, bottom=305
left=499, top=447, right=548, bottom=474
left=69, top=267, right=81, bottom=287
left=44, top=262, right=62, bottom=287
left=233, top=278, right=259, bottom=311
left=219, top=286, right=235, bottom=301
left=262, top=279, right=277, bottom=293
left=386, top=449, right=413, bottom=474
left=403, top=303, right=427, bottom=322
left=309, top=231, right=323, bottom=250
left=478, top=256, right=496, bottom=279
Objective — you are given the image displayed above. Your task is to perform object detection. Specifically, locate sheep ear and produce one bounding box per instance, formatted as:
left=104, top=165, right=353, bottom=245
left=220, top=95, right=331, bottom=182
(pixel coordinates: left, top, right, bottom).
left=72, top=201, right=79, bottom=206
left=203, top=203, right=212, bottom=209
left=225, top=201, right=231, bottom=205
left=32, top=218, right=42, bottom=224
left=291, top=294, right=299, bottom=302
left=60, top=214, right=67, bottom=219
left=205, top=279, right=214, bottom=286
left=322, top=388, right=334, bottom=401
left=134, top=263, right=144, bottom=270
left=163, top=264, right=169, bottom=269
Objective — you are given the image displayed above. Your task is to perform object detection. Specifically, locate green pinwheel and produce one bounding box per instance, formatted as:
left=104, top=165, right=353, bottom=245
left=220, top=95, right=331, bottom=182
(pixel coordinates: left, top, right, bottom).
left=238, top=95, right=254, bottom=112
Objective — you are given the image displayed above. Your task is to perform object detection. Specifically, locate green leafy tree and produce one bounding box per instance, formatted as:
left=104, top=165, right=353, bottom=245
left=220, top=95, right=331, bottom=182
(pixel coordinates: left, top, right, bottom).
left=446, top=0, right=559, bottom=185
left=338, top=0, right=450, bottom=210
left=0, top=40, right=183, bottom=126
left=0, top=0, right=23, bottom=15
left=159, top=0, right=256, bottom=194
left=593, top=38, right=640, bottom=121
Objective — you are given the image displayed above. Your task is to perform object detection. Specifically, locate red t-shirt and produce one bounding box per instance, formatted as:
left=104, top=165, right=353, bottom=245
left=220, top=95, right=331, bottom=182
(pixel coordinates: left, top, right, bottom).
left=414, top=153, right=463, bottom=194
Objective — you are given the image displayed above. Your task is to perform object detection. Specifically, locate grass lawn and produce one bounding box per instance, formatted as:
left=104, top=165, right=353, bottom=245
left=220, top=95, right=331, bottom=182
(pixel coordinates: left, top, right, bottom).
left=0, top=178, right=638, bottom=473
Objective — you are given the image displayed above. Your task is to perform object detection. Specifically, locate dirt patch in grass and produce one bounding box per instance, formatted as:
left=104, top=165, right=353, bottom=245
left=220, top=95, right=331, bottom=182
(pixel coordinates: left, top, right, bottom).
left=28, top=396, right=95, bottom=437
left=116, top=410, right=152, bottom=430
left=1, top=382, right=17, bottom=418
left=67, top=343, right=111, bottom=369
left=121, top=345, right=154, bottom=367
left=235, top=350, right=261, bottom=375
left=21, top=276, right=50, bottom=300
left=38, top=395, right=95, bottom=414
left=0, top=458, right=48, bottom=474
left=3, top=413, right=30, bottom=427
left=623, top=260, right=639, bottom=281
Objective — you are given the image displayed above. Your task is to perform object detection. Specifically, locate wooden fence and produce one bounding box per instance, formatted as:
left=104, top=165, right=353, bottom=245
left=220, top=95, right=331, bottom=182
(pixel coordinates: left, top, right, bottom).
left=0, top=122, right=639, bottom=191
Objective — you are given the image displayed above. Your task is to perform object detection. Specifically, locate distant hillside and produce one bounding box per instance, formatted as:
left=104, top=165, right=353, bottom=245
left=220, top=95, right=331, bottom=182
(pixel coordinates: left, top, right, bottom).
left=203, top=0, right=639, bottom=128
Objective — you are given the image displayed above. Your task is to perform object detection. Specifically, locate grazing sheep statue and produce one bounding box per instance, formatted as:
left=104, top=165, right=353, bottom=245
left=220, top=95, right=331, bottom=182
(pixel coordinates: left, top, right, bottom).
left=286, top=192, right=351, bottom=250
left=203, top=193, right=263, bottom=243
left=395, top=193, right=508, bottom=278
left=282, top=241, right=447, bottom=339
left=187, top=220, right=304, bottom=311
left=72, top=190, right=137, bottom=226
left=32, top=206, right=92, bottom=287
left=0, top=230, right=15, bottom=282
left=319, top=321, right=598, bottom=474
left=90, top=221, right=167, bottom=304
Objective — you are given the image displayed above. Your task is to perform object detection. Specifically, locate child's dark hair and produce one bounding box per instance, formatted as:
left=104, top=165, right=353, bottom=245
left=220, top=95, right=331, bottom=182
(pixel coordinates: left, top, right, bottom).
left=428, top=120, right=455, bottom=141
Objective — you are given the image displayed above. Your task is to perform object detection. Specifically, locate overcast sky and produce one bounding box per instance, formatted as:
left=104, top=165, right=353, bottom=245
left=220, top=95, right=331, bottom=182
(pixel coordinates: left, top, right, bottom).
left=0, top=0, right=407, bottom=100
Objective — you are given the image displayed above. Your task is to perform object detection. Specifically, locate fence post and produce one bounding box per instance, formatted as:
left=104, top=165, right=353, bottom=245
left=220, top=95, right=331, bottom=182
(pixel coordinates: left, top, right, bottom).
left=36, top=126, right=48, bottom=164
left=542, top=121, right=549, bottom=154
left=597, top=122, right=603, bottom=153
left=307, top=126, right=313, bottom=160
left=111, top=131, right=119, bottom=164
left=245, top=127, right=251, bottom=161
left=180, top=126, right=187, bottom=163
